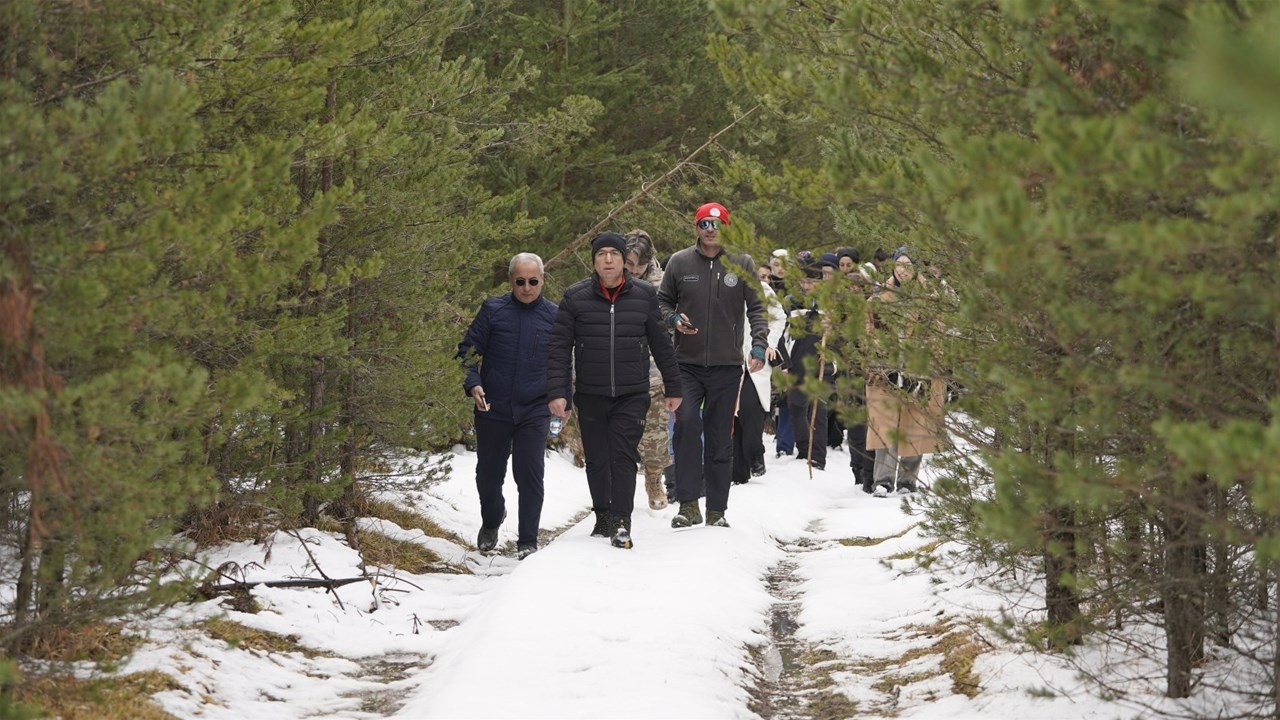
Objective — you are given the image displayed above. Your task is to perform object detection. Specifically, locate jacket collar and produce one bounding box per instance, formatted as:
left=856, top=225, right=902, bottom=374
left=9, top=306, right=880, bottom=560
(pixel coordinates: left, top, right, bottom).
left=592, top=270, right=632, bottom=296
left=509, top=292, right=545, bottom=308
left=695, top=242, right=725, bottom=261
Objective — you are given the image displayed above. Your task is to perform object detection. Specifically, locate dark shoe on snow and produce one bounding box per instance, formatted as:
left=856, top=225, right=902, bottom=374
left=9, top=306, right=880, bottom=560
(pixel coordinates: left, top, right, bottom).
left=706, top=510, right=730, bottom=528
left=590, top=509, right=611, bottom=538
left=611, top=517, right=633, bottom=549
left=517, top=544, right=538, bottom=560
left=671, top=501, right=703, bottom=529
left=663, top=464, right=677, bottom=505
left=477, top=525, right=499, bottom=552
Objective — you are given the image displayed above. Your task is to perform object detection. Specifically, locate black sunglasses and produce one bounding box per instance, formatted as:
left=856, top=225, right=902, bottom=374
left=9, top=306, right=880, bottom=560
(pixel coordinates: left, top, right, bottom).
left=514, top=277, right=540, bottom=287
left=697, top=219, right=722, bottom=230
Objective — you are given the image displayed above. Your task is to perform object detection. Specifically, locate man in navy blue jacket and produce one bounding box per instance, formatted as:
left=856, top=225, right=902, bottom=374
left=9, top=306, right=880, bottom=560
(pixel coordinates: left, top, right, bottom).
left=457, top=253, right=558, bottom=560
left=546, top=233, right=683, bottom=550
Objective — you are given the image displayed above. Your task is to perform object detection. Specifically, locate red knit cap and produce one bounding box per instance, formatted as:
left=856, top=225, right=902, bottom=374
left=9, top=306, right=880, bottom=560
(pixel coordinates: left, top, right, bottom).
left=694, top=202, right=730, bottom=226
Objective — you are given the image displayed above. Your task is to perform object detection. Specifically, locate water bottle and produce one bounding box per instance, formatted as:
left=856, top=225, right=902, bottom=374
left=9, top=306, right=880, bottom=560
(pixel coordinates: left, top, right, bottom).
left=549, top=416, right=564, bottom=438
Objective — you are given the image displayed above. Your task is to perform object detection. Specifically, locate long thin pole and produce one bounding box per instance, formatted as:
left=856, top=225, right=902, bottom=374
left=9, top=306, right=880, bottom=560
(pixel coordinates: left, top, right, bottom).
left=545, top=104, right=761, bottom=271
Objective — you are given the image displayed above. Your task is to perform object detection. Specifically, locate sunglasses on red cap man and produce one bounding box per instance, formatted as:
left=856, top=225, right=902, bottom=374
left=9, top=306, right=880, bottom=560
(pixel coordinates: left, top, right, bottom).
left=694, top=202, right=730, bottom=230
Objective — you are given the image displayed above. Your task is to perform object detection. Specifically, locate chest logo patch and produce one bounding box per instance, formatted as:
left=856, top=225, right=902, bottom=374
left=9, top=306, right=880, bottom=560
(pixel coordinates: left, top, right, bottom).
left=681, top=275, right=699, bottom=283
left=724, top=272, right=740, bottom=288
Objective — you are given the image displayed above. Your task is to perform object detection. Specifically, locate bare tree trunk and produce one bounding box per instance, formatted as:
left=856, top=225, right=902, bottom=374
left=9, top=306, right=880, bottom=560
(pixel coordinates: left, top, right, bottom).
left=334, top=283, right=361, bottom=546
left=1163, top=484, right=1206, bottom=699
left=1100, top=518, right=1121, bottom=630
left=1040, top=418, right=1080, bottom=648
left=1205, top=480, right=1231, bottom=647
left=1043, top=503, right=1081, bottom=647
left=0, top=238, right=67, bottom=652
left=299, top=78, right=339, bottom=526
left=1273, top=575, right=1279, bottom=718
left=11, top=513, right=37, bottom=648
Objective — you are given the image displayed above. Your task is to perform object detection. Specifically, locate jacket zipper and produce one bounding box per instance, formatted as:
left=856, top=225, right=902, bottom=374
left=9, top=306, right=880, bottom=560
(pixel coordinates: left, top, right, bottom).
left=705, top=258, right=717, bottom=365
left=609, top=303, right=616, bottom=395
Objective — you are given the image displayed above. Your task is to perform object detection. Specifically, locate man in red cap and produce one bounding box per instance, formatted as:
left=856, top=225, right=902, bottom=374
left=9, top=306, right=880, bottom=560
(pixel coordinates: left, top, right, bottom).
left=658, top=202, right=768, bottom=529
left=694, top=202, right=729, bottom=227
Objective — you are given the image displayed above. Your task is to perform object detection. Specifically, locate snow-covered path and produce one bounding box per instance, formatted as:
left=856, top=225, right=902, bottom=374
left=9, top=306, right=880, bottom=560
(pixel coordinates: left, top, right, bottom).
left=397, top=450, right=918, bottom=718
left=130, top=442, right=1144, bottom=719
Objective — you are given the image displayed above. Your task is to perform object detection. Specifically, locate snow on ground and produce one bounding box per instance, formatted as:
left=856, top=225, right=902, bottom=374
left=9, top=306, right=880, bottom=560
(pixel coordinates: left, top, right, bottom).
left=121, top=439, right=1216, bottom=719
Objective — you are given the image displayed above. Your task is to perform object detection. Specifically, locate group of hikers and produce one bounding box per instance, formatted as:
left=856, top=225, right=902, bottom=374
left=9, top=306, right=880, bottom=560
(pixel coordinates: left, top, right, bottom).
left=456, top=202, right=947, bottom=558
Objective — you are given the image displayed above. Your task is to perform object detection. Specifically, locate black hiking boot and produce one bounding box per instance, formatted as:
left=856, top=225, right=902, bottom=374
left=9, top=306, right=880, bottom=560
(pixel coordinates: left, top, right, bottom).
left=611, top=517, right=633, bottom=549
left=706, top=510, right=730, bottom=528
left=517, top=544, right=538, bottom=560
left=477, top=510, right=504, bottom=552
left=590, top=509, right=611, bottom=538
left=671, top=501, right=702, bottom=528
left=477, top=525, right=499, bottom=552
left=663, top=464, right=677, bottom=505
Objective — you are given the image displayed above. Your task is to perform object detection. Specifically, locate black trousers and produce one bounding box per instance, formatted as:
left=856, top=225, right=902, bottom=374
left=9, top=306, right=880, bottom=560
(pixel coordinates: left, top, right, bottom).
left=732, top=373, right=767, bottom=484
left=673, top=364, right=742, bottom=512
left=474, top=412, right=548, bottom=547
left=575, top=391, right=649, bottom=520
left=788, top=385, right=829, bottom=467
left=846, top=422, right=874, bottom=490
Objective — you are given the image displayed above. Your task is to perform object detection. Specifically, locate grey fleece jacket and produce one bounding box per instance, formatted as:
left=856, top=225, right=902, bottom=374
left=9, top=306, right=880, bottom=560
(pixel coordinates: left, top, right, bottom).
left=657, top=243, right=768, bottom=367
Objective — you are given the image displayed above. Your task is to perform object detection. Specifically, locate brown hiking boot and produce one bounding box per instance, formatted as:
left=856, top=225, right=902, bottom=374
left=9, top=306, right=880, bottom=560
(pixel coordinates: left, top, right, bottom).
left=644, top=474, right=668, bottom=510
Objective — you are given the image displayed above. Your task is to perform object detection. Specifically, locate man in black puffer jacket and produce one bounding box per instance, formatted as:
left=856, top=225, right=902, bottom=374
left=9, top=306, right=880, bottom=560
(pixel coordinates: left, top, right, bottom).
left=547, top=232, right=683, bottom=550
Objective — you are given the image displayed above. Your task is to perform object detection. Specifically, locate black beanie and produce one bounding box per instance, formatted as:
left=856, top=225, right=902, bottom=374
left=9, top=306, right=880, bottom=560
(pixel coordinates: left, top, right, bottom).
left=591, top=232, right=627, bottom=257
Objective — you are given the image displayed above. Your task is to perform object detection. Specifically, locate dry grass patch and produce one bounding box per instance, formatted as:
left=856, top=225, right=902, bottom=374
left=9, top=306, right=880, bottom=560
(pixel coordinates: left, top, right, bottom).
left=848, top=654, right=901, bottom=675
left=935, top=628, right=983, bottom=697
left=198, top=618, right=317, bottom=657
left=354, top=496, right=464, bottom=545
left=20, top=620, right=140, bottom=664
left=793, top=648, right=852, bottom=691
left=359, top=529, right=451, bottom=574
left=185, top=501, right=288, bottom=547
left=805, top=689, right=861, bottom=719
left=17, top=670, right=182, bottom=720
left=836, top=536, right=883, bottom=547
left=873, top=619, right=985, bottom=698
left=837, top=525, right=914, bottom=548
left=886, top=537, right=946, bottom=562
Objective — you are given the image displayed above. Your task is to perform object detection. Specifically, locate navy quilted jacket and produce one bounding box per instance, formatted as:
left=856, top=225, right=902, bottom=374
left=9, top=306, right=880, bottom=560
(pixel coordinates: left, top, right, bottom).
left=457, top=292, right=558, bottom=424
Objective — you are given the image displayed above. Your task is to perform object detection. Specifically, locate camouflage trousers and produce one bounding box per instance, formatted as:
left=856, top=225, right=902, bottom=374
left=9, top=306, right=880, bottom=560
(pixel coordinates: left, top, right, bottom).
left=556, top=411, right=585, bottom=468
left=637, top=384, right=672, bottom=509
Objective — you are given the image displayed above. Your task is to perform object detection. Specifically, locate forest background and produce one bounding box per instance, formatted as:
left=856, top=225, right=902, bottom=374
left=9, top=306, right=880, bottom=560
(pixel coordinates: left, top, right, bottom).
left=5, top=0, right=1280, bottom=717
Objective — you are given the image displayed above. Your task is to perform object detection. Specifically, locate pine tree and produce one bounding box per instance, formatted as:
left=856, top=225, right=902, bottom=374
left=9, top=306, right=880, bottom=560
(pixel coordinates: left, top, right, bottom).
left=711, top=0, right=1280, bottom=706
left=0, top=0, right=523, bottom=652
left=0, top=0, right=327, bottom=646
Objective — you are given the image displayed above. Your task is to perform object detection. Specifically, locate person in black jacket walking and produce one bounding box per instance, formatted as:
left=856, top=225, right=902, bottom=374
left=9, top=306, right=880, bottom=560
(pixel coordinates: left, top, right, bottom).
left=783, top=262, right=836, bottom=471
left=547, top=232, right=683, bottom=549
left=657, top=203, right=768, bottom=529
left=457, top=253, right=558, bottom=560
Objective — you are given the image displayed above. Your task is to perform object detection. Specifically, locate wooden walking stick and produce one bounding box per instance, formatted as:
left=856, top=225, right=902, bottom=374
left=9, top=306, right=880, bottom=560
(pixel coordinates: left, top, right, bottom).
left=806, top=329, right=829, bottom=480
